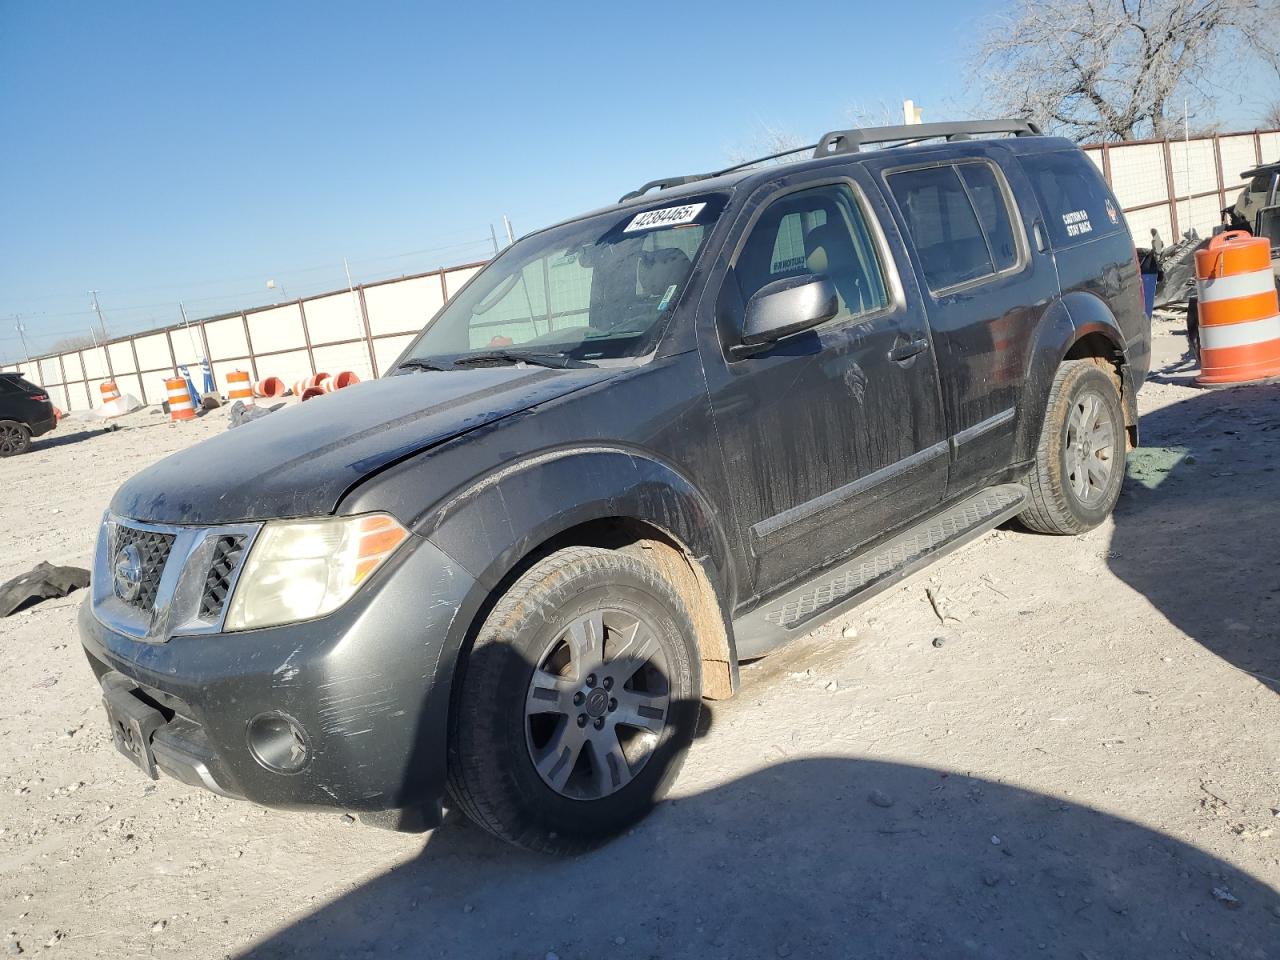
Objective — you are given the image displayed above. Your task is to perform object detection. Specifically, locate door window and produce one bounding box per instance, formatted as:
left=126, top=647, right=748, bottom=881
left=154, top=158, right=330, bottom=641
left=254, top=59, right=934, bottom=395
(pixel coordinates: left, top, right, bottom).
left=735, top=183, right=888, bottom=322
left=889, top=165, right=1017, bottom=292
left=958, top=163, right=1019, bottom=271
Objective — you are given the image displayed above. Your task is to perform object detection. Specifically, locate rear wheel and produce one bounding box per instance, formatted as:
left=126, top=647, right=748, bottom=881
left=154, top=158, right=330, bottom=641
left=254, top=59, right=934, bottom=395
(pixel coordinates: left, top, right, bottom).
left=1020, top=359, right=1125, bottom=535
left=0, top=421, right=31, bottom=457
left=446, top=546, right=701, bottom=854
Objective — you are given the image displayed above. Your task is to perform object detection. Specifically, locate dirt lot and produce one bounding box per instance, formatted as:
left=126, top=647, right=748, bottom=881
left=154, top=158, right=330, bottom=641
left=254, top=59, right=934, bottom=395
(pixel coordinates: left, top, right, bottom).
left=2, top=320, right=1278, bottom=959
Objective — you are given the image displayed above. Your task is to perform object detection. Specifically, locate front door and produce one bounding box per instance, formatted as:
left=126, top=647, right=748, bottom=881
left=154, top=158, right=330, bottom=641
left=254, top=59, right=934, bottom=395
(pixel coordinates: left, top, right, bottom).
left=699, top=172, right=948, bottom=601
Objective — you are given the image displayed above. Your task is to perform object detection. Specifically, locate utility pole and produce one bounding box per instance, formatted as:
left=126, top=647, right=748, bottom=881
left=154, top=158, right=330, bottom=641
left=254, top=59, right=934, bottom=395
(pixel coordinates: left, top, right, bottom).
left=503, top=215, right=515, bottom=246
left=13, top=316, right=31, bottom=365
left=89, top=290, right=109, bottom=340
left=490, top=224, right=500, bottom=256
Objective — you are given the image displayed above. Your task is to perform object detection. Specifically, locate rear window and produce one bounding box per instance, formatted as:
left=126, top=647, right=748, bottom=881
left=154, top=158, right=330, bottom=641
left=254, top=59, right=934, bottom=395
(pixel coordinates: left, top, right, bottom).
left=1020, top=150, right=1123, bottom=248
left=0, top=375, right=40, bottom=394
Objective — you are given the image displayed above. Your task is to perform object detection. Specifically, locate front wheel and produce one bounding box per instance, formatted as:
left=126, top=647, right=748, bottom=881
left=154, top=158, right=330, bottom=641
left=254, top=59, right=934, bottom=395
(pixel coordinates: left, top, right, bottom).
left=446, top=546, right=701, bottom=854
left=1020, top=359, right=1126, bottom=535
left=0, top=421, right=31, bottom=457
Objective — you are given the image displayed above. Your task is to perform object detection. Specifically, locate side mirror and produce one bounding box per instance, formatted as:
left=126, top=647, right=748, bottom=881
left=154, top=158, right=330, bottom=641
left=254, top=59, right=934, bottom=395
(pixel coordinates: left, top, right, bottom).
left=740, top=275, right=838, bottom=348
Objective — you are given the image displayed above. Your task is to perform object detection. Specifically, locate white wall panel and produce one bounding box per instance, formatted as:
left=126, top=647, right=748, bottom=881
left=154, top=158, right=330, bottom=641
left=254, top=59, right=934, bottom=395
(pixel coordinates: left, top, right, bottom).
left=1219, top=135, right=1259, bottom=190
left=63, top=382, right=87, bottom=411
left=372, top=335, right=415, bottom=375
left=61, top=352, right=85, bottom=381
left=1168, top=138, right=1218, bottom=198
left=205, top=316, right=249, bottom=360
left=305, top=292, right=365, bottom=346
left=113, top=373, right=144, bottom=403
left=1125, top=206, right=1174, bottom=249
left=365, top=276, right=443, bottom=336
left=38, top=357, right=60, bottom=385
left=1108, top=143, right=1168, bottom=209
left=251, top=348, right=311, bottom=390
left=443, top=266, right=481, bottom=297
left=107, top=341, right=135, bottom=374
left=247, top=304, right=306, bottom=355
left=170, top=329, right=205, bottom=368
left=312, top=342, right=375, bottom=381
left=1259, top=132, right=1280, bottom=165
left=134, top=333, right=171, bottom=371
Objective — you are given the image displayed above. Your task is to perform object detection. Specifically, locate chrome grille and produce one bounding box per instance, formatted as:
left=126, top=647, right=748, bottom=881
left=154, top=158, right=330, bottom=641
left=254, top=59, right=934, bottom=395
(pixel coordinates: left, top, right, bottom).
left=199, top=535, right=245, bottom=620
left=111, top=525, right=175, bottom=612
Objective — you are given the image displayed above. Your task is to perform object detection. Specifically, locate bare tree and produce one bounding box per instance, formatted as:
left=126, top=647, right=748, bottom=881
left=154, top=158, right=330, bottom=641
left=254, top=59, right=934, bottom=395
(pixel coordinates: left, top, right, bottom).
left=1264, top=102, right=1280, bottom=128
left=725, top=122, right=810, bottom=168
left=972, top=0, right=1280, bottom=142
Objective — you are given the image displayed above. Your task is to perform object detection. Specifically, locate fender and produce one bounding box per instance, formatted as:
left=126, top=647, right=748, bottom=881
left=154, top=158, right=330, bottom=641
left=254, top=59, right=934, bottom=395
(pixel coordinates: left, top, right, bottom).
left=419, top=444, right=737, bottom=610
left=1012, top=292, right=1136, bottom=463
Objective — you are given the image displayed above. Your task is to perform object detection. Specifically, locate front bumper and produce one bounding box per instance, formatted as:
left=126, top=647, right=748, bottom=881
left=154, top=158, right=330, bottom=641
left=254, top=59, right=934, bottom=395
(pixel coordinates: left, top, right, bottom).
left=79, top=535, right=480, bottom=828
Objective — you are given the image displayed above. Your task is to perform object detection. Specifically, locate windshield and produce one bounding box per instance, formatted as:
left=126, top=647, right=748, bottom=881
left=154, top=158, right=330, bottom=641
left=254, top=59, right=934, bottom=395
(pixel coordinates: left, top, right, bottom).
left=398, top=195, right=726, bottom=366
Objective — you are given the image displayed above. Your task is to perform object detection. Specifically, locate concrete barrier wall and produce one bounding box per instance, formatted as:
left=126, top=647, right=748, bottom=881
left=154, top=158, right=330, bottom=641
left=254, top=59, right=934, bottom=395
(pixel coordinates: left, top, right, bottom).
left=1085, top=129, right=1280, bottom=246
left=0, top=261, right=488, bottom=412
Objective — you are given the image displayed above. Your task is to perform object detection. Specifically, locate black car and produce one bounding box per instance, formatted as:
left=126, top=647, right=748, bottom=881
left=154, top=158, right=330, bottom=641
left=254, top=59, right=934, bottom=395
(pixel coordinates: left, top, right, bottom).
left=0, top=372, right=57, bottom=456
left=80, top=119, right=1150, bottom=853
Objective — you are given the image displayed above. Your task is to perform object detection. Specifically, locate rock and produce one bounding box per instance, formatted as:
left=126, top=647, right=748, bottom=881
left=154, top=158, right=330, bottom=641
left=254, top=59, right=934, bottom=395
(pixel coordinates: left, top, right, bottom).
left=1211, top=886, right=1241, bottom=909
left=931, top=637, right=946, bottom=649
left=825, top=680, right=839, bottom=692
left=150, top=920, right=166, bottom=934
left=4, top=939, right=21, bottom=956
left=841, top=625, right=858, bottom=640
left=868, top=790, right=894, bottom=808
left=339, top=814, right=356, bottom=825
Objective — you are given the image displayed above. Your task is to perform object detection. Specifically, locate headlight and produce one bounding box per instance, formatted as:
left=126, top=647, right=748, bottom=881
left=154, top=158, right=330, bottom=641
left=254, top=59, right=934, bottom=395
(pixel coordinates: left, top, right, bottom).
left=224, top=514, right=410, bottom=631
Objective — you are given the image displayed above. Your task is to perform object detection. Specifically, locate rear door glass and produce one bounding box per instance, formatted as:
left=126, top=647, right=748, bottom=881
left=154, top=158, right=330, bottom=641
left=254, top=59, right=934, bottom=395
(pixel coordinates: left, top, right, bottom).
left=958, top=164, right=1018, bottom=271
left=887, top=166, right=994, bottom=291
left=1019, top=150, right=1123, bottom=248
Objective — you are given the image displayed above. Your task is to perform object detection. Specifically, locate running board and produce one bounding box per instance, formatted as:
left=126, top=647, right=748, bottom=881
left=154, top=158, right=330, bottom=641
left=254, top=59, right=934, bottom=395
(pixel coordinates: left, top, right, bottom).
left=732, top=484, right=1027, bottom=658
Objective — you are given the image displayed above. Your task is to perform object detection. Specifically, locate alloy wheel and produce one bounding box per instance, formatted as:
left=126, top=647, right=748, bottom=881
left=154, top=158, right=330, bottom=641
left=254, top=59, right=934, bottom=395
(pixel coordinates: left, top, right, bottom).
left=1064, top=390, right=1115, bottom=504
left=525, top=607, right=671, bottom=801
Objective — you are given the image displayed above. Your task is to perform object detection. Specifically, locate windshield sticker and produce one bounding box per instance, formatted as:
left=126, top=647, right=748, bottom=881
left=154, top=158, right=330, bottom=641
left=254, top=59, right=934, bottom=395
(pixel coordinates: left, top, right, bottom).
left=657, top=284, right=678, bottom=311
left=624, top=202, right=707, bottom=233
left=1062, top=209, right=1093, bottom=237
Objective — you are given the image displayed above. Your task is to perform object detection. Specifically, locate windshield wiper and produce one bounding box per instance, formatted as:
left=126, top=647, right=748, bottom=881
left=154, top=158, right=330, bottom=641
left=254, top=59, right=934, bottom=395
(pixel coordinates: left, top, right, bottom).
left=451, top=351, right=596, bottom=370
left=397, top=357, right=451, bottom=372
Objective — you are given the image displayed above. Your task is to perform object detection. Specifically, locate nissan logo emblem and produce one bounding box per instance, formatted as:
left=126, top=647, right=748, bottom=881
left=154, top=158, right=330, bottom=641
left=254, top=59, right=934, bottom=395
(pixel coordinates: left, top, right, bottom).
left=113, top=543, right=144, bottom=602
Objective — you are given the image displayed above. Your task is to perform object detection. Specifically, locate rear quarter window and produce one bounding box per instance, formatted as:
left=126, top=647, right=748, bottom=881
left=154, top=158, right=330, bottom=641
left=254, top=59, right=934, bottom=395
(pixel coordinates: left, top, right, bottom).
left=1020, top=150, right=1124, bottom=248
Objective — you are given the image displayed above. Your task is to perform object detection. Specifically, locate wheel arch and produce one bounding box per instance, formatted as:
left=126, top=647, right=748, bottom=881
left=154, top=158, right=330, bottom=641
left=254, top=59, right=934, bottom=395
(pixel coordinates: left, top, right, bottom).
left=1015, top=295, right=1139, bottom=463
left=422, top=446, right=741, bottom=702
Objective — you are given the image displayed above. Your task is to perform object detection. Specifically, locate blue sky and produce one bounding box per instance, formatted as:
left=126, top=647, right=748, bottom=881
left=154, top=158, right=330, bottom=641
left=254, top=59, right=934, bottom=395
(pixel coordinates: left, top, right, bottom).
left=0, top=0, right=1271, bottom=359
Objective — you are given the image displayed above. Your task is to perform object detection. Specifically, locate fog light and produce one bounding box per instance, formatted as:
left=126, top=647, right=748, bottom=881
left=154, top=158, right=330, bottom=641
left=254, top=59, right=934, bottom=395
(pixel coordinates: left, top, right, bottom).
left=247, top=712, right=309, bottom=773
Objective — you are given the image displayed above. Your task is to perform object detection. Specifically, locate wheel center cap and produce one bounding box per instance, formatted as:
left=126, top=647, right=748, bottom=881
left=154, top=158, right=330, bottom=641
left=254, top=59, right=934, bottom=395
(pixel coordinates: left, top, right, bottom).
left=584, top=688, right=610, bottom=718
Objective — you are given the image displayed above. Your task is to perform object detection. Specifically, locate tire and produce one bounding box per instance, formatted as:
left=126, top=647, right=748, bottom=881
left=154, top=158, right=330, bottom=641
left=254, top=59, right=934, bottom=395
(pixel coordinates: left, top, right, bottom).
left=0, top=421, right=31, bottom=458
left=1019, top=359, right=1126, bottom=535
left=446, top=545, right=702, bottom=854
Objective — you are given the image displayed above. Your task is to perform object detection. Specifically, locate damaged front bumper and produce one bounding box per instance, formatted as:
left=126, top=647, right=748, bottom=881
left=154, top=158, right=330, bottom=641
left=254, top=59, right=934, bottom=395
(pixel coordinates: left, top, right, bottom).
left=78, top=534, right=479, bottom=830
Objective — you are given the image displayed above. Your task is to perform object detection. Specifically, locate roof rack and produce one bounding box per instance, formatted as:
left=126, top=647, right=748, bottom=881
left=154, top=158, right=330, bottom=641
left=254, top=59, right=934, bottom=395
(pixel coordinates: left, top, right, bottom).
left=618, top=143, right=818, bottom=203
left=813, top=119, right=1042, bottom=157
left=616, top=119, right=1041, bottom=203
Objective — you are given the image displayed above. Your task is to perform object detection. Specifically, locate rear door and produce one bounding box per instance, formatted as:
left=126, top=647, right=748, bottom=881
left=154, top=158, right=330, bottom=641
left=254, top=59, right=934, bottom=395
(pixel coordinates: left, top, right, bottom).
left=697, top=167, right=947, bottom=599
left=876, top=149, right=1057, bottom=495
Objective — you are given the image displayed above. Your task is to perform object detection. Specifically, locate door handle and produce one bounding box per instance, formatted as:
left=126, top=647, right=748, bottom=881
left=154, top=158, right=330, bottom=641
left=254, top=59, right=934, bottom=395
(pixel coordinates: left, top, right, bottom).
left=888, top=338, right=930, bottom=363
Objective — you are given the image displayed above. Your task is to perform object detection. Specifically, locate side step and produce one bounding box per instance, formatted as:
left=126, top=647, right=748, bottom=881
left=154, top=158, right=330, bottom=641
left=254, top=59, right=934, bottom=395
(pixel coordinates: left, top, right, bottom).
left=732, top=484, right=1027, bottom=658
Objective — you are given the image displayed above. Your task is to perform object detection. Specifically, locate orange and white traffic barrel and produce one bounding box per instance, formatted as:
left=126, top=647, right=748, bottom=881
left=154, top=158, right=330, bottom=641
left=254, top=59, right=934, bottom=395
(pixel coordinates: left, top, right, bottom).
left=1195, top=231, right=1280, bottom=385
left=255, top=376, right=286, bottom=399
left=226, top=370, right=254, bottom=405
left=323, top=371, right=361, bottom=392
left=98, top=380, right=129, bottom=418
left=166, top=377, right=196, bottom=421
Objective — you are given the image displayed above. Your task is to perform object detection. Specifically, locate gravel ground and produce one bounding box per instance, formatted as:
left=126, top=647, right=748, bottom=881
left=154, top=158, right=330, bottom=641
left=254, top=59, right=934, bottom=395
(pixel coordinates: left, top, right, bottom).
left=1, top=318, right=1278, bottom=959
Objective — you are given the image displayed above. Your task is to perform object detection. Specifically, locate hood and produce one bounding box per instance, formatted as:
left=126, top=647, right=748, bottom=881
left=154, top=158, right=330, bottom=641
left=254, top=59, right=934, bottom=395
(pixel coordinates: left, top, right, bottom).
left=111, top=366, right=615, bottom=525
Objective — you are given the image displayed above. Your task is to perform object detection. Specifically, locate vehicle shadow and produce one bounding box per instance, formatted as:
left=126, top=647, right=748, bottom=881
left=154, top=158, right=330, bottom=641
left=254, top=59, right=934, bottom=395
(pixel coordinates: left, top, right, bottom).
left=239, top=750, right=1278, bottom=959
left=1111, top=379, right=1280, bottom=693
